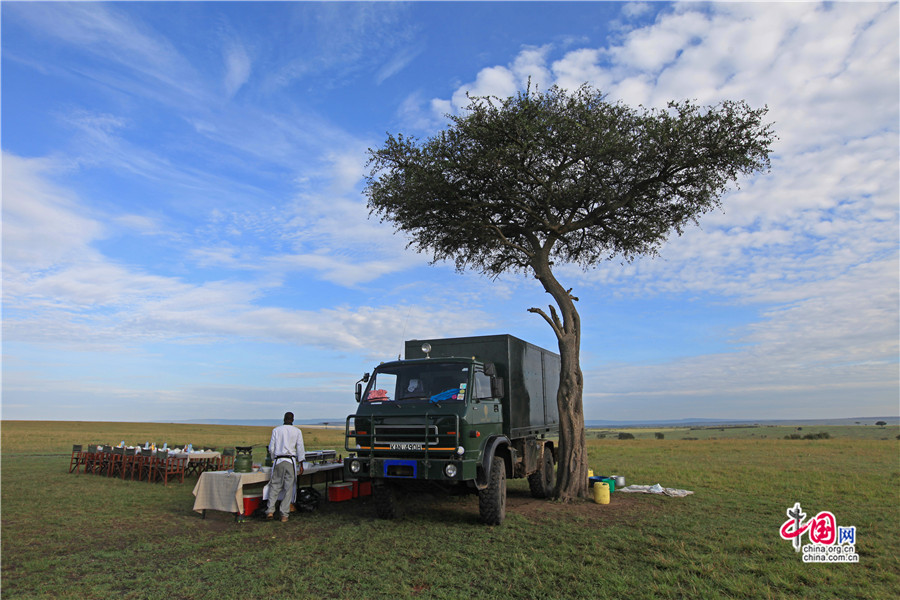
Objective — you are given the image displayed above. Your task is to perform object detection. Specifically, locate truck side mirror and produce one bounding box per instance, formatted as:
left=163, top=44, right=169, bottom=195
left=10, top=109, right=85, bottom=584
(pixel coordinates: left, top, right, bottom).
left=355, top=373, right=370, bottom=403
left=491, top=376, right=505, bottom=399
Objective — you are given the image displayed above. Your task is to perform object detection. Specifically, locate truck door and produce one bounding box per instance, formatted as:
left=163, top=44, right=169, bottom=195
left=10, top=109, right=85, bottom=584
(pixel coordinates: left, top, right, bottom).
left=470, top=368, right=502, bottom=426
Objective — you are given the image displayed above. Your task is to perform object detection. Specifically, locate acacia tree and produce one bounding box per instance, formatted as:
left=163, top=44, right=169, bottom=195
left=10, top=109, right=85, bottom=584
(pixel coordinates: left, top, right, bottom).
left=365, top=85, right=774, bottom=500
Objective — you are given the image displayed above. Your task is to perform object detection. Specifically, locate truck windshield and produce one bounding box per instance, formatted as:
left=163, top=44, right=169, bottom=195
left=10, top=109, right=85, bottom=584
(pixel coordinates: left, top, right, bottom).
left=364, top=362, right=470, bottom=404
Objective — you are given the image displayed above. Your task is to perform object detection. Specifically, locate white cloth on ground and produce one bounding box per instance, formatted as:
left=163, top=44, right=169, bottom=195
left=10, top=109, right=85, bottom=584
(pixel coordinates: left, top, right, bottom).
left=617, top=484, right=693, bottom=497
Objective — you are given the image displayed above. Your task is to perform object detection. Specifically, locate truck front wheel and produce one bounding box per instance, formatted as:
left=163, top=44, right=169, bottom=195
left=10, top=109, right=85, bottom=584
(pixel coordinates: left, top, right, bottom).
left=479, top=456, right=506, bottom=525
left=373, top=482, right=399, bottom=519
left=528, top=447, right=556, bottom=499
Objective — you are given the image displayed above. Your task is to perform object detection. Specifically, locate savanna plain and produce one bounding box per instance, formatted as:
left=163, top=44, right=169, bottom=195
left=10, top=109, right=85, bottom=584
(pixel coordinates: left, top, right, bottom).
left=2, top=420, right=897, bottom=599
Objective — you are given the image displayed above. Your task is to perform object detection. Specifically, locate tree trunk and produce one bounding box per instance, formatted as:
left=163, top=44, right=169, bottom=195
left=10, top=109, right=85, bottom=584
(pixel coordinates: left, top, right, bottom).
left=554, top=327, right=588, bottom=500
left=530, top=255, right=589, bottom=501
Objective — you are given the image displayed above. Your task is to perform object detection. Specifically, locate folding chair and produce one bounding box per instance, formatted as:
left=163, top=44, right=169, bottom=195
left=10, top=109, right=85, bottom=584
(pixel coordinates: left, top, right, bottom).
left=160, top=454, right=187, bottom=486
left=148, top=450, right=169, bottom=483
left=218, top=447, right=235, bottom=470
left=68, top=445, right=86, bottom=474
left=82, top=445, right=100, bottom=475
left=95, top=446, right=113, bottom=476
left=121, top=447, right=141, bottom=480
left=107, top=447, right=126, bottom=478
left=134, top=448, right=153, bottom=481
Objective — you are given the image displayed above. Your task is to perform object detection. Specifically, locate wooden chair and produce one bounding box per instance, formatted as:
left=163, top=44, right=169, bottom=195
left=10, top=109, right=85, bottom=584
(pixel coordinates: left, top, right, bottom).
left=121, top=447, right=141, bottom=480
left=148, top=450, right=169, bottom=483
left=82, top=445, right=100, bottom=475
left=133, top=448, right=153, bottom=481
left=95, top=446, right=113, bottom=476
left=218, top=447, right=235, bottom=471
left=68, top=445, right=86, bottom=474
left=107, top=447, right=125, bottom=478
left=160, top=454, right=187, bottom=486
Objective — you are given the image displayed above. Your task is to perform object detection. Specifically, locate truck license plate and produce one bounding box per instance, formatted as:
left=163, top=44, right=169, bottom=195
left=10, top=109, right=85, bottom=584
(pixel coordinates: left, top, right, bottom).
left=389, top=442, right=423, bottom=451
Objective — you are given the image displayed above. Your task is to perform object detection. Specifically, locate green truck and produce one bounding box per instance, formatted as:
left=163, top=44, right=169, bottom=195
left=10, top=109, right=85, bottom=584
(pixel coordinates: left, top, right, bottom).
left=344, top=334, right=559, bottom=525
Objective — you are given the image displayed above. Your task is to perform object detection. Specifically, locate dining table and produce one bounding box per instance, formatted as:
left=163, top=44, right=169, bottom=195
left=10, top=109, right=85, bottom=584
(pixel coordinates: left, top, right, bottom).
left=172, top=450, right=222, bottom=477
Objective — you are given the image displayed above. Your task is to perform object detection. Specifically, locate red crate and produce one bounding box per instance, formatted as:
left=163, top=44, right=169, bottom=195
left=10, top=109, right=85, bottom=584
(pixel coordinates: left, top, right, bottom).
left=348, top=479, right=372, bottom=498
left=328, top=483, right=353, bottom=502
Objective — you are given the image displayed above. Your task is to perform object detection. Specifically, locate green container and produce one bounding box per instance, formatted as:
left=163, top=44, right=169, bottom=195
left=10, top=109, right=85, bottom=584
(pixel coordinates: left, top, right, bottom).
left=234, top=446, right=254, bottom=473
left=601, top=477, right=615, bottom=493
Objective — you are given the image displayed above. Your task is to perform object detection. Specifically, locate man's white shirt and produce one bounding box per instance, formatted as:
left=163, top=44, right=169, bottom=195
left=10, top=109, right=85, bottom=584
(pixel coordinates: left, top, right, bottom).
left=268, top=424, right=305, bottom=467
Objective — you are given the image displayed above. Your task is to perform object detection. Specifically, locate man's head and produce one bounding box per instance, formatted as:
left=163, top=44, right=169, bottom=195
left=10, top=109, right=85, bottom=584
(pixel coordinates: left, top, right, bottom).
left=283, top=412, right=294, bottom=425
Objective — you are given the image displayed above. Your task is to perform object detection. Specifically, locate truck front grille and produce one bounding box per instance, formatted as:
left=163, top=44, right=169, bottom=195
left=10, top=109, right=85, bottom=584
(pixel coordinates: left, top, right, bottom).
left=374, top=425, right=439, bottom=446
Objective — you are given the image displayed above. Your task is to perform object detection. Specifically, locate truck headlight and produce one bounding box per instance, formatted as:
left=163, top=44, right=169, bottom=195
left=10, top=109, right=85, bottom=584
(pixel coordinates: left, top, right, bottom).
left=444, top=464, right=457, bottom=478
left=350, top=460, right=361, bottom=474
left=456, top=446, right=465, bottom=456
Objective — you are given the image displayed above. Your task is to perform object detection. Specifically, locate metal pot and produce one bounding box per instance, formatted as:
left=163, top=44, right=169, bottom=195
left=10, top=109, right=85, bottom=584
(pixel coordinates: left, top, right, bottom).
left=614, top=475, right=625, bottom=488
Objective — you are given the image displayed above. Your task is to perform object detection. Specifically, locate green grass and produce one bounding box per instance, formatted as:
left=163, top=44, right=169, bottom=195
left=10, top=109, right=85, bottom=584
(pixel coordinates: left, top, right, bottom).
left=2, top=421, right=898, bottom=599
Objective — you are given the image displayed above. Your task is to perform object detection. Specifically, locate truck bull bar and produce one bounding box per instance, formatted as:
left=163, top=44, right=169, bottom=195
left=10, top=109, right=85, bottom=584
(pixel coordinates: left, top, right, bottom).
left=345, top=413, right=461, bottom=461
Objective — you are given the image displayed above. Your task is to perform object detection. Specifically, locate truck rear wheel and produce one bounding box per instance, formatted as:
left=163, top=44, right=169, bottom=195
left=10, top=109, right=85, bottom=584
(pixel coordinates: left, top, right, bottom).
left=479, top=456, right=506, bottom=525
left=528, top=447, right=555, bottom=499
left=373, top=482, right=399, bottom=519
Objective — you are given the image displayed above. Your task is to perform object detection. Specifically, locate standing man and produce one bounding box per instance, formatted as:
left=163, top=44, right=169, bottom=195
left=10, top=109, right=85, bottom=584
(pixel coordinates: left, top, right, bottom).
left=266, top=412, right=305, bottom=522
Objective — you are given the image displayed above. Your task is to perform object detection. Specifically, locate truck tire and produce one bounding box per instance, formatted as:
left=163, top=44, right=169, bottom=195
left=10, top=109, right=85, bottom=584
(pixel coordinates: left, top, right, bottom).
left=479, top=456, right=506, bottom=525
left=373, top=482, right=399, bottom=519
left=528, top=448, right=555, bottom=499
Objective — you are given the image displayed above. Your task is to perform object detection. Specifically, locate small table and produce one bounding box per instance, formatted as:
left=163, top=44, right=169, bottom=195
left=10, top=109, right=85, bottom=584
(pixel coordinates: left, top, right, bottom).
left=192, top=462, right=345, bottom=520
left=192, top=471, right=270, bottom=519
left=296, top=461, right=344, bottom=487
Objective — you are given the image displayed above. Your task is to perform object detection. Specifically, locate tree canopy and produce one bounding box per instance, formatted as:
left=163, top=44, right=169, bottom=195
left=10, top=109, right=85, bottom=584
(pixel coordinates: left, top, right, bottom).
left=366, top=85, right=774, bottom=280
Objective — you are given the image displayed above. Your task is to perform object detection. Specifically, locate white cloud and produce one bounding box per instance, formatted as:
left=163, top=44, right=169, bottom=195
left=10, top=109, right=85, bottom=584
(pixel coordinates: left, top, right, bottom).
left=621, top=2, right=652, bottom=20
left=1, top=154, right=483, bottom=356
left=223, top=40, right=252, bottom=97
left=1, top=153, right=104, bottom=269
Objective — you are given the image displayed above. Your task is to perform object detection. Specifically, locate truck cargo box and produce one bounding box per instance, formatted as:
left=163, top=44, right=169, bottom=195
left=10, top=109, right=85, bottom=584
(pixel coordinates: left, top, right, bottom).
left=405, top=334, right=560, bottom=439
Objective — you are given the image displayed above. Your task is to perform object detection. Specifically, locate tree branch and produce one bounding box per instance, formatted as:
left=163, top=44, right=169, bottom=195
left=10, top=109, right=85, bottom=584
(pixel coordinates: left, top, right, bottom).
left=527, top=306, right=563, bottom=338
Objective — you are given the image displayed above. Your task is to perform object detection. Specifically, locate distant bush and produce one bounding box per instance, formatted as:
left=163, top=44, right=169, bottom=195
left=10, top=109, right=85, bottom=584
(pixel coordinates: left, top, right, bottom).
left=785, top=432, right=831, bottom=440
left=682, top=437, right=699, bottom=441
left=618, top=432, right=635, bottom=440
left=655, top=432, right=665, bottom=440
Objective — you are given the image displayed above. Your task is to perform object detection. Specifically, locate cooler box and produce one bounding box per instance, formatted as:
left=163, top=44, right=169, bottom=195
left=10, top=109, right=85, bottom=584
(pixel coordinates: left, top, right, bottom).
left=328, top=482, right=353, bottom=502
left=242, top=491, right=263, bottom=515
left=347, top=479, right=372, bottom=498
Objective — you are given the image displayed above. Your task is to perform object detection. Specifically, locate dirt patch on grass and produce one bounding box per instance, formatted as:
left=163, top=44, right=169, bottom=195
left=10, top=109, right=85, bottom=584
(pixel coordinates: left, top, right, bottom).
left=506, top=487, right=663, bottom=525
left=185, top=485, right=669, bottom=532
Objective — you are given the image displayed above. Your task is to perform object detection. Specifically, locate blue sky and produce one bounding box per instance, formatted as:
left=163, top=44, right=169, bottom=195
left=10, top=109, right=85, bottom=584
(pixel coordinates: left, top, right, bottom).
left=2, top=1, right=898, bottom=423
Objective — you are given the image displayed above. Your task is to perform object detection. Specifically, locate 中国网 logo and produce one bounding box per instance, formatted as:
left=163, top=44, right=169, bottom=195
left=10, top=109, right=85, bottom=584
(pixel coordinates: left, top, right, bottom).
left=779, top=502, right=859, bottom=563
